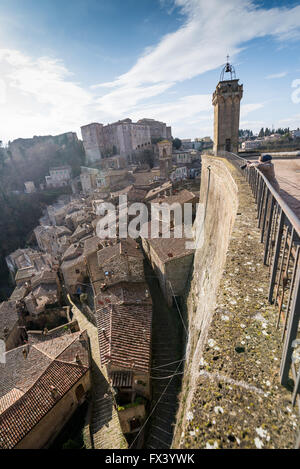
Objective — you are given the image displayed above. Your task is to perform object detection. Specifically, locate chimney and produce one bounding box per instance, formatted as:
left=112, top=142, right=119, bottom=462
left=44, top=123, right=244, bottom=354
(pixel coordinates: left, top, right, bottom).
left=75, top=353, right=82, bottom=365
left=50, top=385, right=59, bottom=400
left=22, top=346, right=29, bottom=359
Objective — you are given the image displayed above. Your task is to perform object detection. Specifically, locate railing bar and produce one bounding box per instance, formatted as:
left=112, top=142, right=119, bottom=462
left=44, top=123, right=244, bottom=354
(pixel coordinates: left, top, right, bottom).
left=275, top=226, right=289, bottom=328
left=268, top=202, right=279, bottom=268
left=258, top=184, right=266, bottom=228
left=282, top=245, right=300, bottom=342
left=255, top=175, right=261, bottom=204
left=280, top=245, right=300, bottom=385
left=214, top=152, right=300, bottom=408
left=269, top=209, right=285, bottom=303
left=261, top=190, right=270, bottom=243
left=292, top=365, right=300, bottom=407
left=228, top=152, right=300, bottom=237
left=264, top=197, right=275, bottom=265
left=278, top=227, right=295, bottom=332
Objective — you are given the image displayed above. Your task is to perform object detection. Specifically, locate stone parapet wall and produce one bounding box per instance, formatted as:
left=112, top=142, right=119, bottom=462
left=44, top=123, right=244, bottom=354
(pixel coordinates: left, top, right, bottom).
left=173, top=155, right=299, bottom=449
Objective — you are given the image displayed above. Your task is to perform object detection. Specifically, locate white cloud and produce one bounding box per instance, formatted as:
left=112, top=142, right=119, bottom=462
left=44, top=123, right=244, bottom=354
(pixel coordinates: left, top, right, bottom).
left=277, top=114, right=300, bottom=128
left=265, top=71, right=288, bottom=79
left=92, top=1, right=300, bottom=90
left=0, top=48, right=93, bottom=142
left=0, top=79, right=6, bottom=104
left=96, top=82, right=175, bottom=116
left=90, top=0, right=300, bottom=135
left=241, top=103, right=265, bottom=117
left=1, top=0, right=300, bottom=141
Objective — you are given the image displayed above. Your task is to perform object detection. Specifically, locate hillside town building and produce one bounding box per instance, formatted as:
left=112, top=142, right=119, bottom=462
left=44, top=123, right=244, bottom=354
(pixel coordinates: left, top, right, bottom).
left=45, top=166, right=72, bottom=188
left=0, top=330, right=90, bottom=449
left=0, top=300, right=25, bottom=351
left=34, top=225, right=72, bottom=257
left=141, top=226, right=194, bottom=307
left=81, top=118, right=171, bottom=163
left=24, top=181, right=36, bottom=193
left=158, top=140, right=173, bottom=179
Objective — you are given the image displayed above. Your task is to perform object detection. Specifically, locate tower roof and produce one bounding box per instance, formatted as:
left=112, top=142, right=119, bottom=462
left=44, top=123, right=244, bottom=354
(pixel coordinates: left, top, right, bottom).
left=220, top=55, right=237, bottom=82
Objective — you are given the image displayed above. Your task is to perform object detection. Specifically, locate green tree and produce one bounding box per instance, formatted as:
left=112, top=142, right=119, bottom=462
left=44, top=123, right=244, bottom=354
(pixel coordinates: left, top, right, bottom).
left=172, top=138, right=182, bottom=150
left=138, top=149, right=155, bottom=168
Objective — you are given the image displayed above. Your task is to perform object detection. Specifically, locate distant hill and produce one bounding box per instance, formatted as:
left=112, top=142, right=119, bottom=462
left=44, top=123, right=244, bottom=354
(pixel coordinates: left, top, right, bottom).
left=3, top=132, right=85, bottom=190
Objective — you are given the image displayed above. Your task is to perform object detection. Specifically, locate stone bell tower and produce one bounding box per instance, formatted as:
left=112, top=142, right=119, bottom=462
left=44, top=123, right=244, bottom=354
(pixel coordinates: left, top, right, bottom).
left=212, top=57, right=243, bottom=154
left=158, top=140, right=173, bottom=179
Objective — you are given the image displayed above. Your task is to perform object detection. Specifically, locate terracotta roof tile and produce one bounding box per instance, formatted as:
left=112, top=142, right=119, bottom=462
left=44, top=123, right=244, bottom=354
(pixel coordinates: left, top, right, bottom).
left=95, top=282, right=152, bottom=307
left=96, top=303, right=152, bottom=374
left=0, top=360, right=88, bottom=449
left=0, top=331, right=90, bottom=448
left=151, top=189, right=197, bottom=205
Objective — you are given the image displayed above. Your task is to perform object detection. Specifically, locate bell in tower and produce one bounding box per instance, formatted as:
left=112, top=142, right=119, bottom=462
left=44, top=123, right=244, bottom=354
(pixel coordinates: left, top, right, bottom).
left=212, top=56, right=243, bottom=155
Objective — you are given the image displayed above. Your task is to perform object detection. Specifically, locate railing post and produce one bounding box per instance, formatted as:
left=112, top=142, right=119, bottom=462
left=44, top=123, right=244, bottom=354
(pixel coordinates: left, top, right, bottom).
left=268, top=209, right=284, bottom=303
left=280, top=250, right=300, bottom=385
left=292, top=367, right=300, bottom=407
left=258, top=183, right=266, bottom=228
left=261, top=190, right=270, bottom=243
left=281, top=237, right=298, bottom=341
left=263, top=196, right=275, bottom=265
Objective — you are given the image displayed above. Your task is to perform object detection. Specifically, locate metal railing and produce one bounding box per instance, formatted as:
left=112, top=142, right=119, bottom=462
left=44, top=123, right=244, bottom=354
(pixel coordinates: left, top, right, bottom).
left=212, top=151, right=300, bottom=409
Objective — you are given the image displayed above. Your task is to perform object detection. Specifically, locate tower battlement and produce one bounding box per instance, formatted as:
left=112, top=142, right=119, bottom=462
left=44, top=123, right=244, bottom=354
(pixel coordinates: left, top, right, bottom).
left=213, top=59, right=243, bottom=154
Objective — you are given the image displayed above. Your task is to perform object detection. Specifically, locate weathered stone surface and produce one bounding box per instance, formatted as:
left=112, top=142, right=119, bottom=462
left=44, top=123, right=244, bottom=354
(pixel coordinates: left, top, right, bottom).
left=174, top=155, right=299, bottom=449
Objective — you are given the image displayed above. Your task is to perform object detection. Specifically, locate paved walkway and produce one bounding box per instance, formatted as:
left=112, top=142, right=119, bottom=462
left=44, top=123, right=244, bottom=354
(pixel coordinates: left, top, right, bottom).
left=70, top=298, right=127, bottom=449
left=273, top=159, right=300, bottom=219
left=144, top=262, right=185, bottom=449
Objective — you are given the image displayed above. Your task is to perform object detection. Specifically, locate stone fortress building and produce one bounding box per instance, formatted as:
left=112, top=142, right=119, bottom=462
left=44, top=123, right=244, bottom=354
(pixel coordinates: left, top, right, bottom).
left=81, top=118, right=172, bottom=163
left=212, top=57, right=243, bottom=154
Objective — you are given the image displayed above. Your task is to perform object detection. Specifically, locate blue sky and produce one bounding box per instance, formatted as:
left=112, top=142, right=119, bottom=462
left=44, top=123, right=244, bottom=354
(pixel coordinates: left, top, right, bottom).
left=0, top=0, right=300, bottom=142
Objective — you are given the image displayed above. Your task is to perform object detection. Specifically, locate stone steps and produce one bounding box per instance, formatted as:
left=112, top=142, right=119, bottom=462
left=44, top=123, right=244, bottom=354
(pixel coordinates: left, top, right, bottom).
left=143, top=262, right=184, bottom=450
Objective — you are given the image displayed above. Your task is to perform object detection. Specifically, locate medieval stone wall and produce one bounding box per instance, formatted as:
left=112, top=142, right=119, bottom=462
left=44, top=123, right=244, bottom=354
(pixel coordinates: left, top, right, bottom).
left=173, top=155, right=299, bottom=449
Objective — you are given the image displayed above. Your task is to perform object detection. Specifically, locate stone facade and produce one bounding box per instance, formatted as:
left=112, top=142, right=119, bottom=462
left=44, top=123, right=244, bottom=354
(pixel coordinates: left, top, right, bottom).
left=158, top=140, right=173, bottom=179
left=97, top=168, right=129, bottom=190
left=212, top=79, right=243, bottom=154
left=34, top=225, right=72, bottom=257
left=24, top=181, right=36, bottom=193
left=137, top=118, right=172, bottom=141
left=81, top=118, right=151, bottom=163
left=141, top=231, right=194, bottom=307
left=81, top=118, right=171, bottom=163
left=60, top=245, right=87, bottom=295
left=80, top=167, right=99, bottom=194
left=80, top=123, right=104, bottom=163
left=45, top=166, right=72, bottom=188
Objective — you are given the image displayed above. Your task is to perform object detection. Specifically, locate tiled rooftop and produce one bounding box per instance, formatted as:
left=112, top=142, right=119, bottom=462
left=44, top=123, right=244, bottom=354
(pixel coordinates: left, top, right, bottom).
left=62, top=243, right=84, bottom=262
left=0, top=331, right=89, bottom=448
left=95, top=282, right=152, bottom=307
left=145, top=181, right=172, bottom=200
left=142, top=224, right=194, bottom=263
left=0, top=360, right=88, bottom=449
left=110, top=185, right=147, bottom=202
left=97, top=239, right=143, bottom=266
left=151, top=188, right=197, bottom=205
left=96, top=303, right=152, bottom=374
left=95, top=240, right=145, bottom=287
left=31, top=271, right=57, bottom=289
